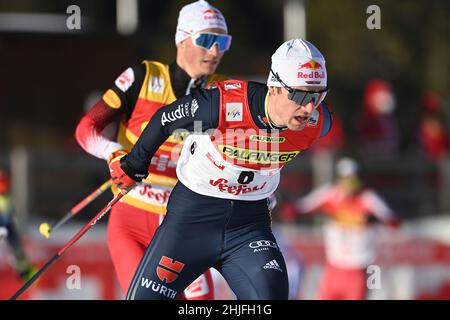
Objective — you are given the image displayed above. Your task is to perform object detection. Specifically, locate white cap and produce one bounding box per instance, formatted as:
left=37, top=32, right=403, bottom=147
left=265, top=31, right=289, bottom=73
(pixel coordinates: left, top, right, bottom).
left=336, top=158, right=359, bottom=178
left=267, top=39, right=327, bottom=87
left=175, top=0, right=228, bottom=44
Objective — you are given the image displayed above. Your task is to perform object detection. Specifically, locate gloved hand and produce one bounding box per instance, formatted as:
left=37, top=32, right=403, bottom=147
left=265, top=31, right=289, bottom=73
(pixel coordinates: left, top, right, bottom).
left=17, top=259, right=38, bottom=282
left=108, top=150, right=146, bottom=191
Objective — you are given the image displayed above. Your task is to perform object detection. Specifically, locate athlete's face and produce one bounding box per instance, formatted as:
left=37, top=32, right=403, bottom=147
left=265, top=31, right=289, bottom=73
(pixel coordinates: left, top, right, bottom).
left=267, top=86, right=326, bottom=131
left=176, top=28, right=227, bottom=78
left=337, top=176, right=362, bottom=195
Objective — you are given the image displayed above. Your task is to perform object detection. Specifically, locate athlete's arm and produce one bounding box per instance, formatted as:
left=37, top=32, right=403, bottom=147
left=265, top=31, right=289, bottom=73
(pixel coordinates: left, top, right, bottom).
left=124, top=88, right=219, bottom=176
left=296, top=184, right=334, bottom=214
left=75, top=64, right=145, bottom=160
left=362, top=190, right=399, bottom=226
left=75, top=100, right=124, bottom=159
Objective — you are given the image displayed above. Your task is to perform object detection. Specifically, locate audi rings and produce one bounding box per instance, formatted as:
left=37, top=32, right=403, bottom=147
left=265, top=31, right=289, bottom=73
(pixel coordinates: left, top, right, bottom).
left=249, top=240, right=278, bottom=249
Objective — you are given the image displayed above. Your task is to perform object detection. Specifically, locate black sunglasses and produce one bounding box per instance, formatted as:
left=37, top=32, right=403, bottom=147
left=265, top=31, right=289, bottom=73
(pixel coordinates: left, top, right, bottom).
left=270, top=69, right=328, bottom=107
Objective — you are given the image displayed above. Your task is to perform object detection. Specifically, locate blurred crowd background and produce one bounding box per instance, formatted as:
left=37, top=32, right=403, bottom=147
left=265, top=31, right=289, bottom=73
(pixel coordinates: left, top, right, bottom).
left=0, top=0, right=449, bottom=300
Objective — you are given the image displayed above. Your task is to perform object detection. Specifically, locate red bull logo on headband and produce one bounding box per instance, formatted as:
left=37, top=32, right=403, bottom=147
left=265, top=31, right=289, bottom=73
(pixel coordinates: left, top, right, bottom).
left=298, top=60, right=326, bottom=81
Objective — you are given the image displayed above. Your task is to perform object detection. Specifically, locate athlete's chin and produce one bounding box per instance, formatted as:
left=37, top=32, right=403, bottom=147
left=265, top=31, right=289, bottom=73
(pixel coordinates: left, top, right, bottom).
left=288, top=121, right=306, bottom=131
left=200, top=61, right=219, bottom=75
left=288, top=125, right=305, bottom=131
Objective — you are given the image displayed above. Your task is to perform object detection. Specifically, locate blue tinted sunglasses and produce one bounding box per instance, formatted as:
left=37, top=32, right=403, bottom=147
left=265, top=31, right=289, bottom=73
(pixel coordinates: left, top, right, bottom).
left=191, top=32, right=232, bottom=52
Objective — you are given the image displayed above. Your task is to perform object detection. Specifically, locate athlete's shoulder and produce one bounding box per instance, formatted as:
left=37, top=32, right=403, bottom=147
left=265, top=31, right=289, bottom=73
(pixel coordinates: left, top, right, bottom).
left=140, top=60, right=169, bottom=76
left=313, top=183, right=335, bottom=195
left=247, top=81, right=268, bottom=107
left=247, top=81, right=268, bottom=92
left=361, top=189, right=383, bottom=202
left=209, top=78, right=247, bottom=91
left=112, top=62, right=147, bottom=90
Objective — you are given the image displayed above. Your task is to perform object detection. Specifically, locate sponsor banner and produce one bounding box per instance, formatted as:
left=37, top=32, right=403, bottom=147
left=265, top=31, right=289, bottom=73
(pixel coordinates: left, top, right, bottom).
left=250, top=135, right=285, bottom=144
left=219, top=145, right=299, bottom=165
left=209, top=178, right=267, bottom=196
left=125, top=182, right=172, bottom=207
left=0, top=227, right=118, bottom=300
left=3, top=223, right=450, bottom=300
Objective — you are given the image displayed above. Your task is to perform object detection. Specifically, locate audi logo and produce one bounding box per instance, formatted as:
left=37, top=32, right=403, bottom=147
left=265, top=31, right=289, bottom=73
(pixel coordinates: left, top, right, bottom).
left=249, top=240, right=278, bottom=249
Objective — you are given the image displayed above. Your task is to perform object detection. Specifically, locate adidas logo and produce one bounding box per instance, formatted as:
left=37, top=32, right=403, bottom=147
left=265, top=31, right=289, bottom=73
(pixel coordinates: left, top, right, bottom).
left=263, top=259, right=283, bottom=272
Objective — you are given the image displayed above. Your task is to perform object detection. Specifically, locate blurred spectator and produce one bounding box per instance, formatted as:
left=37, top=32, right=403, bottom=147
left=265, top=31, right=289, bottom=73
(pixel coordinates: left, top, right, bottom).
left=280, top=158, right=400, bottom=300
left=356, top=79, right=400, bottom=158
left=0, top=169, right=36, bottom=282
left=415, top=91, right=449, bottom=161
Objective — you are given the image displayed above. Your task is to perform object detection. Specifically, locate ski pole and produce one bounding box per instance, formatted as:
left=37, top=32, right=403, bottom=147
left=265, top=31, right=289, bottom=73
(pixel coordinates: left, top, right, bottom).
left=11, top=188, right=130, bottom=300
left=39, top=179, right=112, bottom=239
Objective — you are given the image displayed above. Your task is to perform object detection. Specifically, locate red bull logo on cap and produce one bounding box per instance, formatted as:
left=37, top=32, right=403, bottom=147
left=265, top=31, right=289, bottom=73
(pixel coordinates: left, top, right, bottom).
left=203, top=9, right=221, bottom=15
left=299, top=60, right=323, bottom=71
left=298, top=60, right=325, bottom=81
left=203, top=8, right=224, bottom=21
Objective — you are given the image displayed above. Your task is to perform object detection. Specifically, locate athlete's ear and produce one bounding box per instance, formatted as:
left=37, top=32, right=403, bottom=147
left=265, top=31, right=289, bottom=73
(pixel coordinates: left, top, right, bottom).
left=177, top=37, right=190, bottom=50
left=268, top=86, right=282, bottom=96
